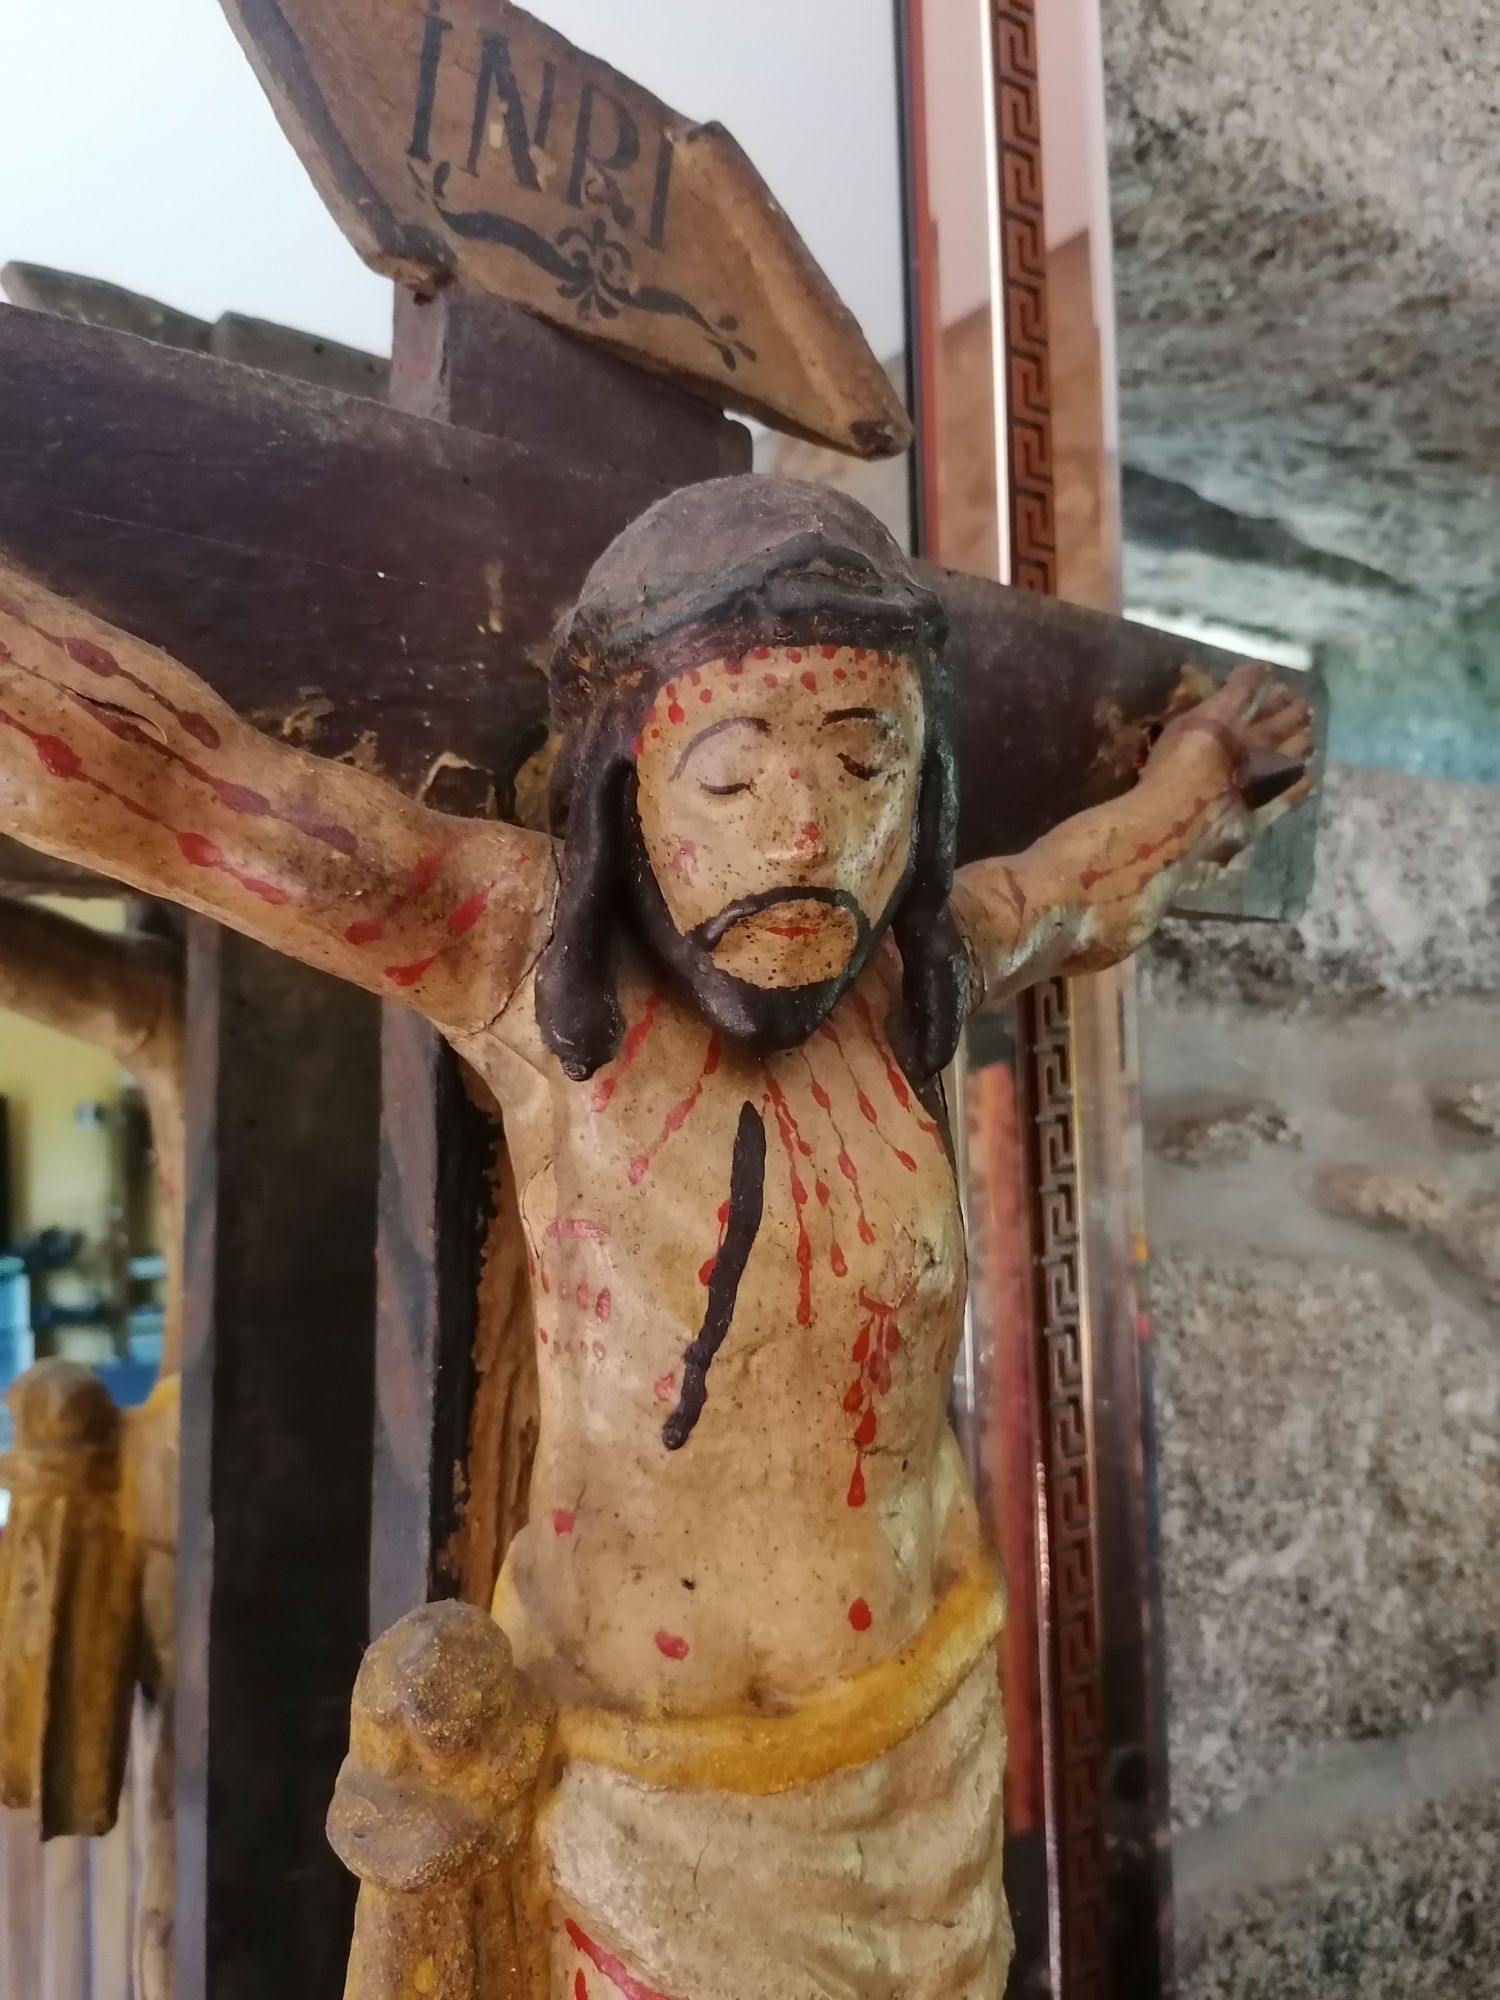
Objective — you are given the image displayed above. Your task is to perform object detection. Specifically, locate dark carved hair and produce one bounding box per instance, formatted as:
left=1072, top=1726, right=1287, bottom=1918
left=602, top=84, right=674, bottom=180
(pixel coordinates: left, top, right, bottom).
left=536, top=475, right=967, bottom=1082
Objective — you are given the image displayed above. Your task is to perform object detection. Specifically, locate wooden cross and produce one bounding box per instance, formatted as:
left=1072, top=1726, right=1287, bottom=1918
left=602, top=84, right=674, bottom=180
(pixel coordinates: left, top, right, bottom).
left=0, top=6, right=1323, bottom=1996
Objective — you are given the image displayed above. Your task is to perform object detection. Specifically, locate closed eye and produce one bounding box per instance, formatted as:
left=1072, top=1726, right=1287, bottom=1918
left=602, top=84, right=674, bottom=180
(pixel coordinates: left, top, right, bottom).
left=700, top=778, right=751, bottom=797
left=839, top=755, right=886, bottom=781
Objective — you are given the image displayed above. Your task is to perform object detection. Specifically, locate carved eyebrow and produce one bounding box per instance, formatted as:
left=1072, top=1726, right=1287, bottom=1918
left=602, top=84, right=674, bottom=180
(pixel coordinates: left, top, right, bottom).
left=671, top=713, right=770, bottom=776
left=821, top=706, right=892, bottom=727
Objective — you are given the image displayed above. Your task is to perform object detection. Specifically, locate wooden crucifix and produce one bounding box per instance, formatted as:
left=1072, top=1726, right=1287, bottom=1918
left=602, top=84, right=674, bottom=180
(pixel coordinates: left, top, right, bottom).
left=0, top=5, right=1323, bottom=1996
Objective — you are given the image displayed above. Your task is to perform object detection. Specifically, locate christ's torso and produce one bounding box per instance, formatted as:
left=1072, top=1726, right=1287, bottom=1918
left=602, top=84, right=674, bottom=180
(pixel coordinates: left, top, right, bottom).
left=458, top=940, right=974, bottom=1716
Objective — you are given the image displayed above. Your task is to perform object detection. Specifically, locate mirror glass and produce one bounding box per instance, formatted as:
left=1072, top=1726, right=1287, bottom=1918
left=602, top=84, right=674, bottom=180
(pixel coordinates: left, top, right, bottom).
left=1109, top=10, right=1500, bottom=1992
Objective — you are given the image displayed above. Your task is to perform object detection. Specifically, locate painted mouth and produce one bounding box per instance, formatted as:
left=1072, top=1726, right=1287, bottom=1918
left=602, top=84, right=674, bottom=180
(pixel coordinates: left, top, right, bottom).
left=690, top=884, right=867, bottom=952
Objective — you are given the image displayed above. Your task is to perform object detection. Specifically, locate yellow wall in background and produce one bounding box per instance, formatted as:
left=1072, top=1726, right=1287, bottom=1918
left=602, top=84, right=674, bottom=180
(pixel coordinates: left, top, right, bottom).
left=0, top=900, right=127, bottom=1268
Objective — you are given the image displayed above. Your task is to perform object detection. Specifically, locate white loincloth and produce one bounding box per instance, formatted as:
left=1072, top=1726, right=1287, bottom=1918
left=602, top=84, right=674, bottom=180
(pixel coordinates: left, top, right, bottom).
left=541, top=1651, right=1010, bottom=2000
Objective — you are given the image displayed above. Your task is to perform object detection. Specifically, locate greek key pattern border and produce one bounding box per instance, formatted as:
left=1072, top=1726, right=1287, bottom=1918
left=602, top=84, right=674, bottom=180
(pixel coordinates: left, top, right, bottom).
left=993, top=4, right=1107, bottom=1992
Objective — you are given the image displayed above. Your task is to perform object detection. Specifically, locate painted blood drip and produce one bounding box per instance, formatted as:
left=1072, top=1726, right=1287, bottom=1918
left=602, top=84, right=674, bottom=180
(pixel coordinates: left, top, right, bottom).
left=764, top=1077, right=812, bottom=1325
left=59, top=685, right=357, bottom=853
left=852, top=991, right=944, bottom=1152
left=592, top=989, right=663, bottom=1112
left=628, top=1032, right=720, bottom=1185
left=799, top=1052, right=874, bottom=1246
left=346, top=849, right=442, bottom=944
left=843, top=1289, right=901, bottom=1508
left=820, top=1020, right=916, bottom=1173
left=1076, top=793, right=1218, bottom=896
left=698, top=1198, right=730, bottom=1287
left=662, top=1102, right=767, bottom=1451
left=0, top=593, right=225, bottom=750
left=0, top=706, right=299, bottom=905
left=564, top=1919, right=673, bottom=2000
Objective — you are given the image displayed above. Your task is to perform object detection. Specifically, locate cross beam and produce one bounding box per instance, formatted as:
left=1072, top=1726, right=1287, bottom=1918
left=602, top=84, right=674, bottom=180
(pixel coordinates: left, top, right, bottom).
left=0, top=301, right=1320, bottom=912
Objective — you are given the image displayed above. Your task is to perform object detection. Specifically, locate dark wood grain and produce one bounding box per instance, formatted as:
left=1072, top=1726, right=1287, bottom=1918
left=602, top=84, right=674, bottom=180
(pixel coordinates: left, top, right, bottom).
left=369, top=1005, right=499, bottom=1635
left=0, top=304, right=1321, bottom=910
left=176, top=922, right=381, bottom=2000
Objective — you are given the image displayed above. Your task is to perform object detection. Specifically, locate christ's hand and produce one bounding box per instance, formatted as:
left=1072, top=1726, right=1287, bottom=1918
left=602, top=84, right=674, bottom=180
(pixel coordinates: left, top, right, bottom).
left=950, top=662, right=1315, bottom=1008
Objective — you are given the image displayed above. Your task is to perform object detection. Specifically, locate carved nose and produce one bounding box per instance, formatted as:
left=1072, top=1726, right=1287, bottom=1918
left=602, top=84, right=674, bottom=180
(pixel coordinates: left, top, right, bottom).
left=793, top=820, right=826, bottom=858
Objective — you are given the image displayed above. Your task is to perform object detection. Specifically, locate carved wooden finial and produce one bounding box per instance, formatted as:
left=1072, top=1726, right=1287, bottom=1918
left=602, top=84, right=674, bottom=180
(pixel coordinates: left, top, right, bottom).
left=328, top=1601, right=555, bottom=1999
left=0, top=1359, right=141, bottom=1837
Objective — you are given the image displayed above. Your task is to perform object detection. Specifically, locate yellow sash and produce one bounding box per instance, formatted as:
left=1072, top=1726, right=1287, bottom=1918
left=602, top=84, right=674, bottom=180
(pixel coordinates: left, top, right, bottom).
left=494, top=1555, right=1003, bottom=1798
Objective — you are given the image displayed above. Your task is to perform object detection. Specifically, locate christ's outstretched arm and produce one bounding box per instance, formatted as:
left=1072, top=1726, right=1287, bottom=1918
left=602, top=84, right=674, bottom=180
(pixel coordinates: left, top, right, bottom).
left=950, top=664, right=1313, bottom=1009
left=0, top=566, right=555, bottom=1036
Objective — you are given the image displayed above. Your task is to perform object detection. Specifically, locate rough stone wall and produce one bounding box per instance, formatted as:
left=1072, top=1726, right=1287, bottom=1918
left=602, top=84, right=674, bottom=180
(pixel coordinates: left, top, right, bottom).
left=1139, top=762, right=1500, bottom=1995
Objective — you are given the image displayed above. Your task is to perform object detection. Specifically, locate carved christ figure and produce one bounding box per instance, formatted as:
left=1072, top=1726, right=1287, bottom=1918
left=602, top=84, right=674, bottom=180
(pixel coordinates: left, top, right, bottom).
left=0, top=477, right=1309, bottom=1997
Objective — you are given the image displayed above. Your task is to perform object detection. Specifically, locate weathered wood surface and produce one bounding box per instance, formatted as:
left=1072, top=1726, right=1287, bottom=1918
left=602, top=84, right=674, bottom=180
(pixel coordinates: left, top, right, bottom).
left=1, top=261, right=390, bottom=400
left=176, top=924, right=382, bottom=2000
left=0, top=303, right=1322, bottom=910
left=219, top=0, right=909, bottom=457
left=370, top=1008, right=500, bottom=1634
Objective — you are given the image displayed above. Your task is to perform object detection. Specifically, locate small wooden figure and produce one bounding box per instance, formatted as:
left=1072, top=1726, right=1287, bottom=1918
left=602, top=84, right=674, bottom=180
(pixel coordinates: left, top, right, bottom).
left=0, top=475, right=1310, bottom=1995
left=0, top=896, right=183, bottom=1995
left=327, top=1601, right=554, bottom=2000
left=0, top=1361, right=140, bottom=1838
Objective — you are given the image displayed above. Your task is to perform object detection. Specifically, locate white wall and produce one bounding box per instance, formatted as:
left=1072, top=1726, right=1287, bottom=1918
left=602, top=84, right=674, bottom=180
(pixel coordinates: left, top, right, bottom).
left=0, top=0, right=906, bottom=365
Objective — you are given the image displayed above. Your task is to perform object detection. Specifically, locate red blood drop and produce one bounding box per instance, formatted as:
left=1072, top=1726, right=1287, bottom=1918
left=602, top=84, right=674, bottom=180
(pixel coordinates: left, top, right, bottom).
left=668, top=702, right=685, bottom=724
left=214, top=780, right=272, bottom=816
left=409, top=850, right=442, bottom=894
left=843, top=1379, right=863, bottom=1413
left=594, top=1288, right=611, bottom=1321
left=449, top=888, right=490, bottom=935
left=800, top=671, right=817, bottom=692
left=854, top=1408, right=878, bottom=1449
left=628, top=1155, right=649, bottom=1184
left=62, top=636, right=118, bottom=673
left=631, top=734, right=644, bottom=755
left=553, top=1508, right=575, bottom=1535
left=699, top=688, right=712, bottom=703
left=177, top=831, right=222, bottom=868
left=848, top=1597, right=873, bottom=1631
left=852, top=1326, right=870, bottom=1362
left=386, top=956, right=437, bottom=988
left=654, top=1630, right=690, bottom=1661
left=763, top=674, right=779, bottom=689
left=753, top=646, right=770, bottom=659
left=833, top=667, right=848, bottom=682
left=576, top=1281, right=590, bottom=1309
left=576, top=1972, right=589, bottom=2000
left=885, top=1324, right=900, bottom=1352
left=344, top=917, right=384, bottom=945
left=698, top=1255, right=717, bottom=1286
left=653, top=1372, right=676, bottom=1403
left=821, top=645, right=839, bottom=659
left=846, top=1464, right=866, bottom=1508
left=787, top=649, right=802, bottom=663
left=830, top=1243, right=848, bottom=1277
left=858, top=1218, right=876, bottom=1246
left=34, top=734, right=81, bottom=778
left=815, top=1179, right=831, bottom=1205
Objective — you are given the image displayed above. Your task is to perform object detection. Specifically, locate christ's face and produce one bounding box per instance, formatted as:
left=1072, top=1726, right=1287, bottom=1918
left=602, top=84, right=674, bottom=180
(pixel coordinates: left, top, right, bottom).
left=633, top=645, right=924, bottom=991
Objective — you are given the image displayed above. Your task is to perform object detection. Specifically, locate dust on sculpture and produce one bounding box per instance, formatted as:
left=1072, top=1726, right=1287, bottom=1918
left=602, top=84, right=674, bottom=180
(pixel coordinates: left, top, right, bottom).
left=0, top=475, right=1309, bottom=1997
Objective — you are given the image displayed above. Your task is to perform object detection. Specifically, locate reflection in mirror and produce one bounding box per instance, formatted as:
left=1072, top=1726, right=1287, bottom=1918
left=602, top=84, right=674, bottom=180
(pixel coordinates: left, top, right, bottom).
left=0, top=887, right=181, bottom=2000
left=1108, top=8, right=1500, bottom=1992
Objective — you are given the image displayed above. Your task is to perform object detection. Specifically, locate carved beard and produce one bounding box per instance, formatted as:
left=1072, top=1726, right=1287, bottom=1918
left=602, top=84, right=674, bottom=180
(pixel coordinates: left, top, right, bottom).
left=622, top=792, right=916, bottom=1052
